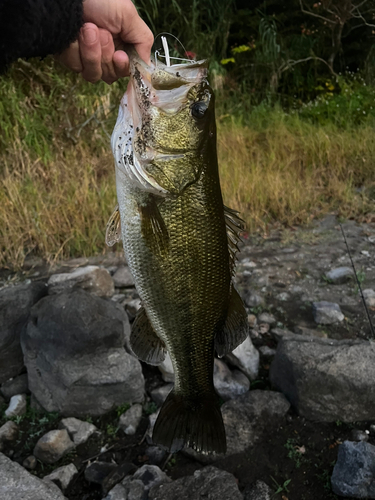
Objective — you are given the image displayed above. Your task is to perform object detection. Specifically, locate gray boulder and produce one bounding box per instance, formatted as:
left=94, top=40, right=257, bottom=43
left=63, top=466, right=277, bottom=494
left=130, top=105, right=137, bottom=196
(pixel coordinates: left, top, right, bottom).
left=243, top=480, right=274, bottom=500
left=325, top=267, right=352, bottom=284
left=149, top=466, right=242, bottom=500
left=112, top=266, right=134, bottom=288
left=48, top=265, right=114, bottom=298
left=118, top=404, right=143, bottom=435
left=0, top=282, right=47, bottom=383
left=59, top=417, right=98, bottom=445
left=213, top=358, right=250, bottom=401
left=44, top=463, right=78, bottom=491
left=331, top=441, right=375, bottom=498
left=22, top=290, right=143, bottom=416
left=5, top=394, right=27, bottom=417
left=0, top=452, right=66, bottom=500
left=226, top=335, right=259, bottom=381
left=270, top=336, right=375, bottom=422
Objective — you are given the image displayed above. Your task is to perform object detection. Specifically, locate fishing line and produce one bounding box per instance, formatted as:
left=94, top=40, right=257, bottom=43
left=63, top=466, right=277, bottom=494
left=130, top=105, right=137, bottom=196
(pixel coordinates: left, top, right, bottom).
left=154, top=32, right=195, bottom=66
left=339, top=222, right=375, bottom=338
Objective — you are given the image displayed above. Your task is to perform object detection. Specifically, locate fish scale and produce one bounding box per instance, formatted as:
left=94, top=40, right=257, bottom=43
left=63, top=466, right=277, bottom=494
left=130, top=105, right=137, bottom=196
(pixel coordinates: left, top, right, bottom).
left=109, top=45, right=249, bottom=454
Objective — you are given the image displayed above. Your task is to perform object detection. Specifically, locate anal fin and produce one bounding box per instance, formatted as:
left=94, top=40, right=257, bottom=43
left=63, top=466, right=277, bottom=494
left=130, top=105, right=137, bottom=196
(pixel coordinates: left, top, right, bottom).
left=130, top=307, right=167, bottom=365
left=215, top=285, right=249, bottom=358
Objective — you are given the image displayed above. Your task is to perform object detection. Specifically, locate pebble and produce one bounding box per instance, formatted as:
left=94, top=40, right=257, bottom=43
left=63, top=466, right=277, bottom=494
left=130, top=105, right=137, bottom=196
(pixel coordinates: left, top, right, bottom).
left=5, top=394, right=27, bottom=417
left=257, top=312, right=276, bottom=325
left=0, top=421, right=19, bottom=444
left=133, top=464, right=172, bottom=492
left=228, top=336, right=260, bottom=380
left=44, top=463, right=78, bottom=491
left=112, top=266, right=134, bottom=288
left=23, top=455, right=37, bottom=470
left=363, top=289, right=375, bottom=307
left=145, top=446, right=168, bottom=466
left=33, top=429, right=75, bottom=464
left=258, top=323, right=270, bottom=335
left=276, top=292, right=290, bottom=302
left=247, top=314, right=257, bottom=328
left=158, top=352, right=174, bottom=383
left=312, top=301, right=344, bottom=324
left=59, top=417, right=98, bottom=446
left=118, top=404, right=143, bottom=435
left=350, top=429, right=369, bottom=442
left=325, top=266, right=353, bottom=284
left=244, top=291, right=264, bottom=308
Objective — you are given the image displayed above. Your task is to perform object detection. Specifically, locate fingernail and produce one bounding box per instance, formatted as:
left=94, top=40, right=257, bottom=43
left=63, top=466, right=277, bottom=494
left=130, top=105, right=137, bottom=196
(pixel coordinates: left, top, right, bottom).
left=83, top=28, right=97, bottom=44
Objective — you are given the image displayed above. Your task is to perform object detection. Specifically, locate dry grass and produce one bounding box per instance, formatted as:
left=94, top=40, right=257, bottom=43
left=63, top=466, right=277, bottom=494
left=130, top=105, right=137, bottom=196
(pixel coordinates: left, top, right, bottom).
left=1, top=59, right=375, bottom=267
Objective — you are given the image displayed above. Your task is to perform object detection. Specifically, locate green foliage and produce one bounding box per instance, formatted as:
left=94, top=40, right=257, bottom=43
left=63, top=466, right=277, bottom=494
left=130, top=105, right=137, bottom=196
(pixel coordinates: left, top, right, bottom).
left=116, top=403, right=131, bottom=417
left=143, top=402, right=158, bottom=415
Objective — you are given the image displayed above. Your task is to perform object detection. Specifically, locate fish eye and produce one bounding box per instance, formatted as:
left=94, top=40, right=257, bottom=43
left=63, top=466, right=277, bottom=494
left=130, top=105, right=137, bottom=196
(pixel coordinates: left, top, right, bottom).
left=191, top=101, right=208, bottom=119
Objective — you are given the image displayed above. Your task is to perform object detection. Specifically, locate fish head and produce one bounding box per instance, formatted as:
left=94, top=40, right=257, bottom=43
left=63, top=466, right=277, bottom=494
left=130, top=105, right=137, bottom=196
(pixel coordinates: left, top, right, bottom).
left=112, top=47, right=216, bottom=195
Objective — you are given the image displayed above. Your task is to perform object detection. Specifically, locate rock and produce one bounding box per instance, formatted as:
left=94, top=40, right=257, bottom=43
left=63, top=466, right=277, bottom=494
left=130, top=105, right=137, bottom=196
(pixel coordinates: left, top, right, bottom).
left=33, top=429, right=75, bottom=464
left=185, top=390, right=290, bottom=462
left=1, top=374, right=29, bottom=400
left=133, top=464, right=172, bottom=492
left=112, top=266, right=134, bottom=288
left=5, top=394, right=27, bottom=417
left=258, top=323, right=270, bottom=335
left=124, top=298, right=141, bottom=319
left=23, top=455, right=37, bottom=470
left=271, top=327, right=295, bottom=342
left=101, top=461, right=137, bottom=496
left=102, top=483, right=128, bottom=500
left=213, top=358, right=250, bottom=401
left=59, top=417, right=98, bottom=446
left=0, top=452, right=66, bottom=500
left=325, top=267, right=353, bottom=284
left=118, top=404, right=143, bottom=435
left=331, top=441, right=375, bottom=498
left=0, top=282, right=47, bottom=383
left=22, top=290, right=143, bottom=416
left=226, top=336, right=259, bottom=380
left=110, top=477, right=145, bottom=500
left=350, top=429, right=369, bottom=442
left=270, top=336, right=375, bottom=421
left=243, top=480, right=274, bottom=500
left=276, top=292, right=290, bottom=302
left=48, top=265, right=115, bottom=298
left=158, top=352, right=174, bottom=383
left=363, top=289, right=375, bottom=308
left=248, top=314, right=257, bottom=328
left=0, top=421, right=18, bottom=444
left=259, top=346, right=277, bottom=357
left=147, top=410, right=160, bottom=439
left=244, top=291, right=264, bottom=308
left=149, top=466, right=242, bottom=500
left=85, top=461, right=118, bottom=485
left=221, top=390, right=290, bottom=458
left=257, top=313, right=276, bottom=325
left=312, top=301, right=344, bottom=324
left=145, top=446, right=168, bottom=466
left=150, top=384, right=173, bottom=407
left=44, top=463, right=78, bottom=491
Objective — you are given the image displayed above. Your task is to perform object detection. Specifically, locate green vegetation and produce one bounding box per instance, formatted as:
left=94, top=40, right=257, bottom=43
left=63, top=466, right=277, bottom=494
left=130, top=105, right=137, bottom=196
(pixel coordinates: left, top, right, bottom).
left=1, top=1, right=375, bottom=267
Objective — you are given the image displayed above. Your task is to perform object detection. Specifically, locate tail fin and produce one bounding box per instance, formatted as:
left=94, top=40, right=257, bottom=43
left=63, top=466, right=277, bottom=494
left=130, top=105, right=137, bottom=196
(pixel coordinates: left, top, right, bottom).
left=152, top=390, right=226, bottom=454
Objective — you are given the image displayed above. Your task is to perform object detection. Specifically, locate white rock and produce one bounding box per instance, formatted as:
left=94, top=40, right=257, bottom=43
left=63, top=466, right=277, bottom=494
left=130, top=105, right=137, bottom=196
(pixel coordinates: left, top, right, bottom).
left=59, top=417, right=98, bottom=446
left=44, top=463, right=78, bottom=491
left=118, top=404, right=143, bottom=435
left=214, top=359, right=250, bottom=401
left=158, top=352, right=174, bottom=383
left=48, top=265, right=114, bottom=298
left=312, top=301, right=344, bottom=324
left=363, top=289, right=375, bottom=308
left=228, top=336, right=259, bottom=380
left=5, top=394, right=27, bottom=417
left=258, top=312, right=276, bottom=325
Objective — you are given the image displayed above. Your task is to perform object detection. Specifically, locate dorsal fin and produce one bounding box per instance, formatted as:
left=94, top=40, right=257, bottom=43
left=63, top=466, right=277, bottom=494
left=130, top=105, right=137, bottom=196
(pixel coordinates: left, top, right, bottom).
left=224, top=205, right=244, bottom=275
left=106, top=205, right=122, bottom=247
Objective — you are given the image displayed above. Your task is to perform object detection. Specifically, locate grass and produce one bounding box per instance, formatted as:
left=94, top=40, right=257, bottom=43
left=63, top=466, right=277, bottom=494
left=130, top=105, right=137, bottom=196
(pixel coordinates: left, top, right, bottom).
left=1, top=58, right=375, bottom=267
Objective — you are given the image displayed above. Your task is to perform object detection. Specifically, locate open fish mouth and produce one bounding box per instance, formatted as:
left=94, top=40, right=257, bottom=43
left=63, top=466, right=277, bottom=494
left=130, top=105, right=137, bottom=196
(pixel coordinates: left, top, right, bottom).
left=111, top=45, right=209, bottom=195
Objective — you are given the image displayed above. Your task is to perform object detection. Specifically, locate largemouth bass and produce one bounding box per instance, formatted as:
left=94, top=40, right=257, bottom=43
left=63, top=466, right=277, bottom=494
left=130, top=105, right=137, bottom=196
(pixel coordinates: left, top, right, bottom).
left=107, top=46, right=248, bottom=454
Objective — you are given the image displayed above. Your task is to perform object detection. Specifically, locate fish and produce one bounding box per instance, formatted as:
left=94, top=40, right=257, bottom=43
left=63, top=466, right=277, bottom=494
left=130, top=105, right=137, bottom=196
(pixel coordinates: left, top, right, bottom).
left=107, top=45, right=248, bottom=454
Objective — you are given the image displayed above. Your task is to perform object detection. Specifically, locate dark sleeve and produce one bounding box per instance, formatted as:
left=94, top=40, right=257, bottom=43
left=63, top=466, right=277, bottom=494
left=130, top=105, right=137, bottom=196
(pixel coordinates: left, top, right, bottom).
left=0, top=0, right=84, bottom=74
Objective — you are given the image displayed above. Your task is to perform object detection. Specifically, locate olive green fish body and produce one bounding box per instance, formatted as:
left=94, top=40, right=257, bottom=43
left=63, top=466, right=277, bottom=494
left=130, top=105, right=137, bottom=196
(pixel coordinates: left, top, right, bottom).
left=110, top=48, right=248, bottom=454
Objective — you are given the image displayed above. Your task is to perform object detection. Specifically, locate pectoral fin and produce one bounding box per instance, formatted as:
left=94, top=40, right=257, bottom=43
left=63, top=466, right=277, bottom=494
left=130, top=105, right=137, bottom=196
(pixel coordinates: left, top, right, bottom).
left=130, top=307, right=167, bottom=365
left=215, top=285, right=249, bottom=357
left=106, top=205, right=122, bottom=247
left=139, top=196, right=169, bottom=257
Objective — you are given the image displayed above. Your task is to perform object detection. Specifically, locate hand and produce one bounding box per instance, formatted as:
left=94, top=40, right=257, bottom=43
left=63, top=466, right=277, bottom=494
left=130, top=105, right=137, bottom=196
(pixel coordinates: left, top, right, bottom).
left=56, top=0, right=153, bottom=84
